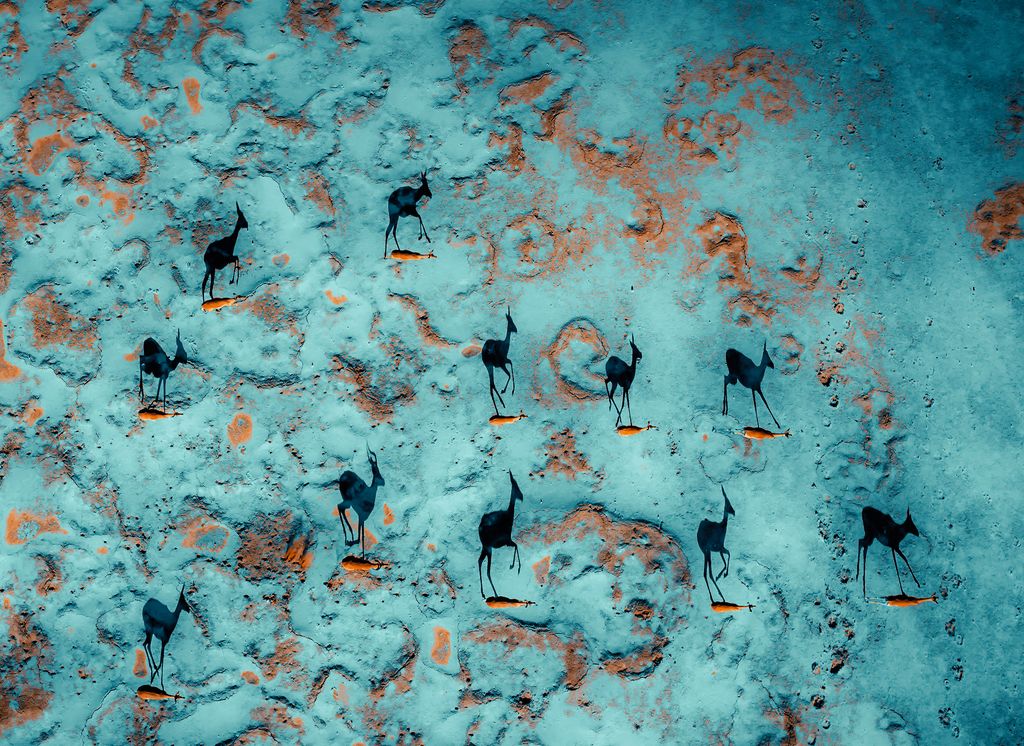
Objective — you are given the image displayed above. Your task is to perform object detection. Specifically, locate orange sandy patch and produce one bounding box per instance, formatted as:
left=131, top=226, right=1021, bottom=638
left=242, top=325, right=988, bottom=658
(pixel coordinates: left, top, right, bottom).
left=27, top=132, right=72, bottom=175
left=20, top=286, right=97, bottom=351
left=382, top=504, right=394, bottom=525
left=532, top=556, right=550, bottom=585
left=324, top=290, right=347, bottom=305
left=181, top=517, right=230, bottom=554
left=21, top=403, right=43, bottom=425
left=430, top=627, right=451, bottom=665
left=0, top=319, right=21, bottom=381
left=1, top=609, right=53, bottom=735
left=536, top=319, right=609, bottom=406
left=182, top=77, right=202, bottom=114
left=227, top=412, right=253, bottom=447
left=461, top=344, right=482, bottom=357
left=303, top=171, right=335, bottom=215
left=140, top=115, right=158, bottom=130
left=388, top=293, right=454, bottom=347
left=969, top=183, right=1024, bottom=255
left=539, top=429, right=591, bottom=479
left=133, top=649, right=148, bottom=678
left=241, top=670, right=260, bottom=685
left=448, top=21, right=492, bottom=98
left=6, top=510, right=66, bottom=545
left=271, top=253, right=289, bottom=267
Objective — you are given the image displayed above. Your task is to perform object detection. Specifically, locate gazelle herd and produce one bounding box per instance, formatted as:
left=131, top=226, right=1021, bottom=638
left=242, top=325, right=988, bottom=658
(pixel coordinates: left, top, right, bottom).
left=136, top=176, right=928, bottom=694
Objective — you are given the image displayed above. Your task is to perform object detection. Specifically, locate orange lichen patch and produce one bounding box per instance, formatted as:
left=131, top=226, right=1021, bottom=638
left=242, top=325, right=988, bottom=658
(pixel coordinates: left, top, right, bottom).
left=303, top=170, right=335, bottom=215
left=968, top=183, right=1024, bottom=255
left=330, top=355, right=415, bottom=423
left=0, top=13, right=27, bottom=73
left=236, top=512, right=314, bottom=582
left=0, top=184, right=42, bottom=244
left=272, top=253, right=289, bottom=267
left=500, top=72, right=556, bottom=107
left=536, top=319, right=609, bottom=406
left=765, top=701, right=816, bottom=746
left=461, top=344, right=481, bottom=357
left=388, top=294, right=454, bottom=347
left=180, top=517, right=230, bottom=554
left=27, top=131, right=72, bottom=175
left=465, top=621, right=587, bottom=690
left=448, top=21, right=492, bottom=97
left=21, top=403, right=43, bottom=426
left=20, top=286, right=97, bottom=351
left=75, top=194, right=89, bottom=207
left=99, top=187, right=135, bottom=224
left=227, top=412, right=253, bottom=447
left=673, top=47, right=807, bottom=127
left=97, top=546, right=108, bottom=555
left=539, top=429, right=591, bottom=479
left=235, top=286, right=302, bottom=339
left=6, top=510, right=66, bottom=545
left=382, top=504, right=394, bottom=526
left=34, top=555, right=61, bottom=596
left=0, top=609, right=53, bottom=736
left=532, top=556, right=550, bottom=585
left=690, top=211, right=774, bottom=324
left=241, top=670, right=260, bottom=685
left=324, top=290, right=347, bottom=305
left=140, top=115, right=158, bottom=130
left=520, top=504, right=690, bottom=587
left=997, top=94, right=1024, bottom=157
left=430, top=627, right=451, bottom=665
left=0, top=319, right=21, bottom=381
left=133, top=649, right=148, bottom=678
left=181, top=77, right=202, bottom=114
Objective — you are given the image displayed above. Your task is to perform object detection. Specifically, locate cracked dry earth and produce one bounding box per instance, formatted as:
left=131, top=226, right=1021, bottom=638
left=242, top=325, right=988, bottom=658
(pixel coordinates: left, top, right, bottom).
left=1, top=1, right=1022, bottom=744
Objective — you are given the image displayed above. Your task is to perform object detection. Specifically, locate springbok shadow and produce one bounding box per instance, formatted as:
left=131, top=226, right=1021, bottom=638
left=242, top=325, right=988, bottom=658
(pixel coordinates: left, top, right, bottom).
left=696, top=486, right=735, bottom=603
left=723, top=341, right=780, bottom=428
left=856, top=506, right=922, bottom=598
left=141, top=585, right=193, bottom=692
left=337, top=446, right=385, bottom=558
left=385, top=172, right=432, bottom=258
left=202, top=203, right=248, bottom=303
left=605, top=333, right=642, bottom=427
left=482, top=308, right=517, bottom=417
left=138, top=330, right=188, bottom=413
left=478, top=471, right=524, bottom=600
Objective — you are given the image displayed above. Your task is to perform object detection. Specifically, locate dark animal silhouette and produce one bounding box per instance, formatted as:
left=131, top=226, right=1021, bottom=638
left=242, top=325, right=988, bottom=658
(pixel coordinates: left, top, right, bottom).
left=856, top=506, right=921, bottom=598
left=478, top=471, right=524, bottom=599
left=202, top=203, right=248, bottom=301
left=481, top=308, right=517, bottom=416
left=385, top=172, right=431, bottom=257
left=696, top=487, right=735, bottom=602
left=142, top=585, right=193, bottom=691
left=139, top=330, right=188, bottom=411
left=605, top=334, right=643, bottom=427
left=337, top=447, right=385, bottom=557
left=723, top=341, right=779, bottom=428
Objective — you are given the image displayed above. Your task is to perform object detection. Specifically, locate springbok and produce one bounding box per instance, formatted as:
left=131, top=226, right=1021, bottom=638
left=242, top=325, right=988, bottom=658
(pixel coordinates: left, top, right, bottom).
left=482, top=307, right=517, bottom=416
left=696, top=486, right=735, bottom=602
left=139, top=330, right=188, bottom=412
left=856, top=506, right=921, bottom=598
left=723, top=341, right=780, bottom=428
left=385, top=172, right=432, bottom=257
left=142, top=585, right=193, bottom=692
left=605, top=334, right=642, bottom=427
left=202, top=202, right=248, bottom=301
left=477, top=471, right=523, bottom=599
left=337, top=446, right=385, bottom=557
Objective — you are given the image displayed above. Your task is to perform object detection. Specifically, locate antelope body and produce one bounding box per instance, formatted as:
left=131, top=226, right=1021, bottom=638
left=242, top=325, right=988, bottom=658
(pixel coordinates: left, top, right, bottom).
left=605, top=334, right=642, bottom=427
left=696, top=487, right=735, bottom=603
left=481, top=308, right=517, bottom=416
left=856, top=506, right=921, bottom=598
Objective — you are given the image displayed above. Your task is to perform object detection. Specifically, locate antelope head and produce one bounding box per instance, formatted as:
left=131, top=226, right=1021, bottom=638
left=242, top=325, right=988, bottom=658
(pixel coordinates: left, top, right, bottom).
left=506, top=307, right=518, bottom=335
left=509, top=470, right=523, bottom=502
left=236, top=202, right=248, bottom=231
left=367, top=446, right=384, bottom=486
left=172, top=329, right=188, bottom=368
left=761, top=341, right=774, bottom=370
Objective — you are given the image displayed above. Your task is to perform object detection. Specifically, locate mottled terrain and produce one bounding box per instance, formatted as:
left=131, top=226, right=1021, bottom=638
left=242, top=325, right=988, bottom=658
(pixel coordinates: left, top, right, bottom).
left=1, top=0, right=1022, bottom=744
